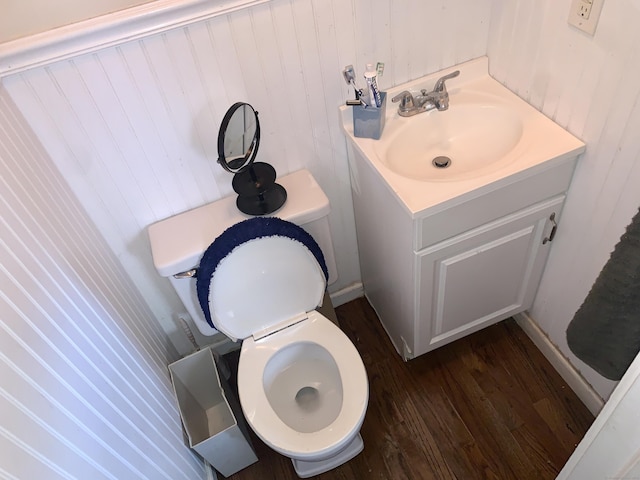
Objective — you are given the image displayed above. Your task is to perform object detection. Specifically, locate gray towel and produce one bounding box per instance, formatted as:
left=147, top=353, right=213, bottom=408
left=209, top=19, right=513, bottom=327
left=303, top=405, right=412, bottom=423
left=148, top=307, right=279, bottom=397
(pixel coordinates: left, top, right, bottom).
left=566, top=207, right=640, bottom=380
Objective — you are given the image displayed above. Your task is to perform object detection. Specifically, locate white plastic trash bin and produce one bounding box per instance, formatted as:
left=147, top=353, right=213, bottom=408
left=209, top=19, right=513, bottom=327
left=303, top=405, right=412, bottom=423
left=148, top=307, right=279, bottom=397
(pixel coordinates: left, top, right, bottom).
left=168, top=348, right=258, bottom=477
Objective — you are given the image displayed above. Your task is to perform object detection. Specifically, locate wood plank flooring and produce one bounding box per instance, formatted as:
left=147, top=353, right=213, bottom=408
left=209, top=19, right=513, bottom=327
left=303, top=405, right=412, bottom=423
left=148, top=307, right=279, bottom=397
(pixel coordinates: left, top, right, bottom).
left=227, top=297, right=594, bottom=480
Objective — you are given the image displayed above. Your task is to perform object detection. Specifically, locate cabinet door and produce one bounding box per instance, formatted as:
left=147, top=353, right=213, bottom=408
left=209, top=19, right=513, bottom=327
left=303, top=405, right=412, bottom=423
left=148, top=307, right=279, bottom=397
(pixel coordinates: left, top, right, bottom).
left=416, top=195, right=564, bottom=356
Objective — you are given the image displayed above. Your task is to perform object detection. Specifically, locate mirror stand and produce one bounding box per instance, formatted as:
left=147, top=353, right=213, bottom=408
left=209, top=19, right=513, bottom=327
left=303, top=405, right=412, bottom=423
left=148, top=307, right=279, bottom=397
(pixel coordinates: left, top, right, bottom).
left=217, top=102, right=286, bottom=215
left=232, top=162, right=287, bottom=216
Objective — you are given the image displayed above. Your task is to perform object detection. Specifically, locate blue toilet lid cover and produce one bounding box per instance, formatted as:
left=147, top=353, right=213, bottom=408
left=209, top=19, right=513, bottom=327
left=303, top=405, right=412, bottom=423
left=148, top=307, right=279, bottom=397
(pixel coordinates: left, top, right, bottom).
left=196, top=217, right=329, bottom=339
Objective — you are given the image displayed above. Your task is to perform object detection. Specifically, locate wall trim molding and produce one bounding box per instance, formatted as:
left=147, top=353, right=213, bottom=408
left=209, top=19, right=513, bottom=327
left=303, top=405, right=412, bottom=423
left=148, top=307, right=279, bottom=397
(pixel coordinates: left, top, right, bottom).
left=329, top=282, right=364, bottom=308
left=514, top=311, right=604, bottom=416
left=0, top=0, right=268, bottom=78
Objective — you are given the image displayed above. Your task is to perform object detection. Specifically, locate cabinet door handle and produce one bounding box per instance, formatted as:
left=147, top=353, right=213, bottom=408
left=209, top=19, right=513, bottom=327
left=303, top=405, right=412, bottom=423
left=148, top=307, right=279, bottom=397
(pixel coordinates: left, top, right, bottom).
left=542, top=213, right=557, bottom=244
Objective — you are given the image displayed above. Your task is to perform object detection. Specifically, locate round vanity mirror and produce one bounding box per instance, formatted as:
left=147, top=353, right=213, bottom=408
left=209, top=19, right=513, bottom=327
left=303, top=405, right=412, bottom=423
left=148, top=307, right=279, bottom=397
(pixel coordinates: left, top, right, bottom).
left=217, top=102, right=286, bottom=215
left=217, top=103, right=259, bottom=173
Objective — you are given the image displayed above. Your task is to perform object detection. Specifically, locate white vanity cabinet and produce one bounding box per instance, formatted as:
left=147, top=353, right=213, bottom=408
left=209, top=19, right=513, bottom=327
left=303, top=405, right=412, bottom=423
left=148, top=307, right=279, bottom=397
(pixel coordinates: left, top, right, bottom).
left=415, top=194, right=563, bottom=355
left=347, top=140, right=579, bottom=360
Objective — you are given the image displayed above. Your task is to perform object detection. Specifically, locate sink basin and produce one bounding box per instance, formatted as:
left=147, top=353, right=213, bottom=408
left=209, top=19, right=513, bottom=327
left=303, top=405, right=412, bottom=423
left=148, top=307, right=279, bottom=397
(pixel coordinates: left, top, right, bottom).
left=375, top=100, right=523, bottom=181
left=340, top=57, right=586, bottom=215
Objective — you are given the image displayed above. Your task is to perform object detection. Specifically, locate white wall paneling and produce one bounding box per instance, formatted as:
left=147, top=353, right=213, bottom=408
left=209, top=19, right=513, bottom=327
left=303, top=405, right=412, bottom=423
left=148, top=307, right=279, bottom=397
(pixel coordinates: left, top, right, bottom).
left=488, top=0, right=640, bottom=400
left=0, top=85, right=204, bottom=478
left=2, top=0, right=494, bottom=354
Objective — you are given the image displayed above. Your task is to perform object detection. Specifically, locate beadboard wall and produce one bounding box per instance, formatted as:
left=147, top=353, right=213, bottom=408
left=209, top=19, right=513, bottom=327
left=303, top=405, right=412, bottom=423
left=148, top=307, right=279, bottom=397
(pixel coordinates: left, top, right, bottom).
left=0, top=86, right=205, bottom=478
left=1, top=0, right=492, bottom=354
left=488, top=0, right=640, bottom=400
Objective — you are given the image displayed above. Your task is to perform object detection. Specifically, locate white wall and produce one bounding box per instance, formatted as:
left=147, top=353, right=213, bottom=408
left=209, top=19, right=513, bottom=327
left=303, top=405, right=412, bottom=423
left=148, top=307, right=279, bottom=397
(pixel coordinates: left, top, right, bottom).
left=0, top=85, right=204, bottom=479
left=488, top=0, right=640, bottom=400
left=1, top=0, right=156, bottom=43
left=2, top=0, right=493, bottom=355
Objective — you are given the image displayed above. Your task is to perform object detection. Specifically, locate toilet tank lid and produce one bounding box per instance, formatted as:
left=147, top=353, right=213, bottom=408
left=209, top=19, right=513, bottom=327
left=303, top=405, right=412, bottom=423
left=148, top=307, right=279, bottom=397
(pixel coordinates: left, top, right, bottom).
left=148, top=169, right=330, bottom=277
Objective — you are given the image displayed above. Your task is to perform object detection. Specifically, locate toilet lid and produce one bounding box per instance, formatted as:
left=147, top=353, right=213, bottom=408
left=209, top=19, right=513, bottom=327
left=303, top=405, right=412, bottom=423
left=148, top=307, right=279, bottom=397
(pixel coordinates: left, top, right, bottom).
left=196, top=217, right=329, bottom=341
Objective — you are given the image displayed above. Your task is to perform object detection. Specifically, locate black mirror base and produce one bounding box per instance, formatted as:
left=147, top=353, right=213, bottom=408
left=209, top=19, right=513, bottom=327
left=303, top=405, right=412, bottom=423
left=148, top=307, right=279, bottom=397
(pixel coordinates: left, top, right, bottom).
left=236, top=183, right=287, bottom=216
left=232, top=162, right=277, bottom=196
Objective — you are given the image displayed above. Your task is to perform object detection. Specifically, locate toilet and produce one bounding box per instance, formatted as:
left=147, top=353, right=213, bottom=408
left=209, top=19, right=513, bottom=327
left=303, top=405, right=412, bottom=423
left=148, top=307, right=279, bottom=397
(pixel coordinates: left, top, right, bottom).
left=148, top=169, right=369, bottom=478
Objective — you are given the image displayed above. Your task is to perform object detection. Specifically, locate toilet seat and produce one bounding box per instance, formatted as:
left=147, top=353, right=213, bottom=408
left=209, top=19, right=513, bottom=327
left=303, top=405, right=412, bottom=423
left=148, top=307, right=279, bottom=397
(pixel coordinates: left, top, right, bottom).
left=237, top=310, right=368, bottom=461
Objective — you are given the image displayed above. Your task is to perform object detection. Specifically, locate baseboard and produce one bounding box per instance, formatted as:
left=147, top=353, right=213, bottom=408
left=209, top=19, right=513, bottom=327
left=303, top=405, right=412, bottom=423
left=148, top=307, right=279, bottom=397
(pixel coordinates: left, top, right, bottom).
left=329, top=282, right=364, bottom=307
left=514, top=312, right=604, bottom=416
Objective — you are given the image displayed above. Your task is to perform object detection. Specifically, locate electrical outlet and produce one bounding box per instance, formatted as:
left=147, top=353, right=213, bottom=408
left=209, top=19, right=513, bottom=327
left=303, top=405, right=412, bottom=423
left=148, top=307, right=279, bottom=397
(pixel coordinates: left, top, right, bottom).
left=578, top=1, right=592, bottom=19
left=568, top=0, right=604, bottom=35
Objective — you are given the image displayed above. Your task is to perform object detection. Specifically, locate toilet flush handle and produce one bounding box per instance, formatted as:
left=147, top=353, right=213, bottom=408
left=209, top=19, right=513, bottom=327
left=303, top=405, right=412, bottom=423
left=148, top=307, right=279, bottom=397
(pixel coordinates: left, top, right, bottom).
left=173, top=268, right=197, bottom=279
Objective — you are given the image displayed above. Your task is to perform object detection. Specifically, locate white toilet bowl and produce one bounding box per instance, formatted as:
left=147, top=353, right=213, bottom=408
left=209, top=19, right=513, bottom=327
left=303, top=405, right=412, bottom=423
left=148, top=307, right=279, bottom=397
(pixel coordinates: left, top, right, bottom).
left=238, top=311, right=368, bottom=462
left=197, top=217, right=368, bottom=477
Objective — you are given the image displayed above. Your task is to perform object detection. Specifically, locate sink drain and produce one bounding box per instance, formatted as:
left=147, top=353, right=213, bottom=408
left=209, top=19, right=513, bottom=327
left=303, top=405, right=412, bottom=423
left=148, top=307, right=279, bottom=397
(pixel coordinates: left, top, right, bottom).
left=432, top=156, right=452, bottom=168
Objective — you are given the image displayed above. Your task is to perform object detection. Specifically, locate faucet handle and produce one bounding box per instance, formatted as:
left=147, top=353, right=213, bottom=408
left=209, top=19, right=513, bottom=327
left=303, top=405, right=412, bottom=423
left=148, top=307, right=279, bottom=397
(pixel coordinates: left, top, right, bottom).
left=391, top=91, right=415, bottom=109
left=433, top=70, right=460, bottom=93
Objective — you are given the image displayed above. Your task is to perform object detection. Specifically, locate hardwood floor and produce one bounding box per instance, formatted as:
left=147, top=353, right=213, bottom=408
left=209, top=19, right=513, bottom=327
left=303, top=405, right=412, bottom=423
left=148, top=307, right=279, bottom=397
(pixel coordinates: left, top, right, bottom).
left=227, top=297, right=594, bottom=480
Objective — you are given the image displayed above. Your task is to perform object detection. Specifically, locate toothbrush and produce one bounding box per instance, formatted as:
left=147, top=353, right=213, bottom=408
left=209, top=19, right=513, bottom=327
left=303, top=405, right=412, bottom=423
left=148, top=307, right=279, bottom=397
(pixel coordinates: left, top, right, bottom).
left=342, top=65, right=365, bottom=104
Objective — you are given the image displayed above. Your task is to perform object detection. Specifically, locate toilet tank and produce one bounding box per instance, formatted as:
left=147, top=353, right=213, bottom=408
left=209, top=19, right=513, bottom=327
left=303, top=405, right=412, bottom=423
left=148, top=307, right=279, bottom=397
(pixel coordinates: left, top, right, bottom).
left=148, top=169, right=338, bottom=337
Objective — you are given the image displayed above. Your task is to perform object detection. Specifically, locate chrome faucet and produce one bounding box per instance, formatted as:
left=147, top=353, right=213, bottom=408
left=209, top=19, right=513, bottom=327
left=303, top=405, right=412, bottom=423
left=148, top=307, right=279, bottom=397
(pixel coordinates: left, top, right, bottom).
left=391, top=70, right=460, bottom=117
